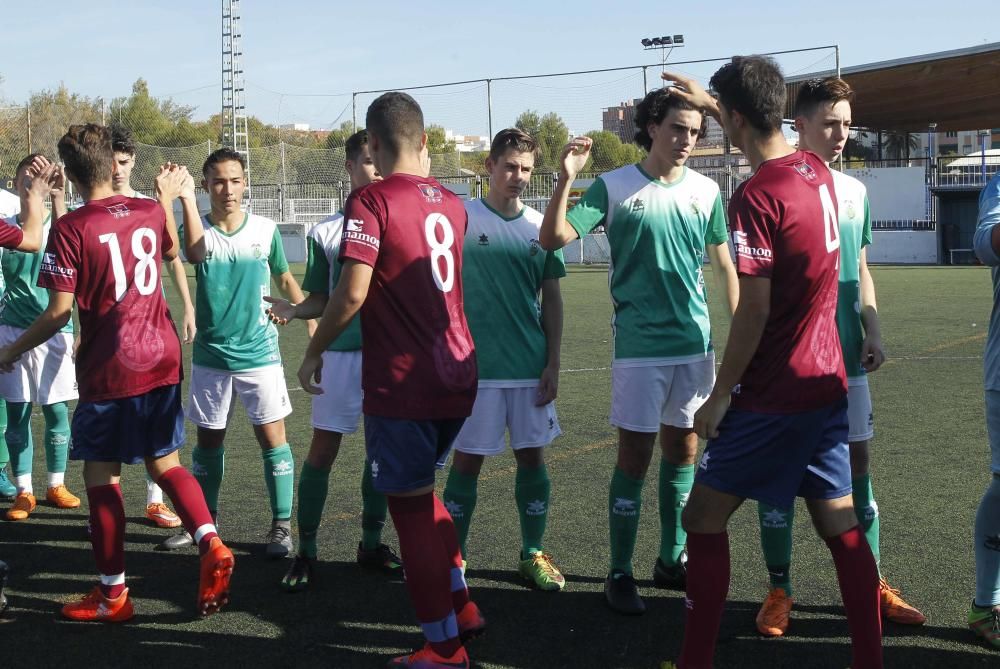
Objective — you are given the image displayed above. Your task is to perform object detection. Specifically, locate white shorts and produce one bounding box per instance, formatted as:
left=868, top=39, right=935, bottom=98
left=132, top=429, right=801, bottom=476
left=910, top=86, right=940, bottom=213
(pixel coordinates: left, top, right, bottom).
left=453, top=386, right=562, bottom=456
left=610, top=356, right=715, bottom=432
left=187, top=364, right=292, bottom=429
left=312, top=350, right=362, bottom=434
left=0, top=325, right=77, bottom=405
left=847, top=377, right=874, bottom=443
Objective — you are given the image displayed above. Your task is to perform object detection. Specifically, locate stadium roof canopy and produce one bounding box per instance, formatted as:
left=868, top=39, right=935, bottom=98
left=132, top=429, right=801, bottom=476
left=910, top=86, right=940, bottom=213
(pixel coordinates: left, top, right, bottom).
left=785, top=42, right=1000, bottom=133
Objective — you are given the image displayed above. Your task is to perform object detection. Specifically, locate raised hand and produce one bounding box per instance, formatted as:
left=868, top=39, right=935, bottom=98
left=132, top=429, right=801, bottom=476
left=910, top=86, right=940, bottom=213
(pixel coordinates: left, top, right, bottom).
left=660, top=71, right=719, bottom=118
left=263, top=295, right=296, bottom=325
left=155, top=163, right=191, bottom=202
left=560, top=136, right=593, bottom=181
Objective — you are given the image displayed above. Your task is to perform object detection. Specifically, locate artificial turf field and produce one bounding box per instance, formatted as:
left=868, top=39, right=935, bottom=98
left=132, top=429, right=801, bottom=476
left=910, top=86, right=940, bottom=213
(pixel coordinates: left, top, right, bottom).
left=2, top=264, right=998, bottom=668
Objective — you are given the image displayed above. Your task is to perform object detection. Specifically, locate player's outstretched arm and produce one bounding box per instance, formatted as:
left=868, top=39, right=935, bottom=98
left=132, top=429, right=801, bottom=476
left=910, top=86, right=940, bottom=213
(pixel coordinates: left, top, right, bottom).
left=858, top=247, right=885, bottom=372
left=660, top=72, right=721, bottom=123
left=155, top=164, right=192, bottom=261
left=264, top=292, right=328, bottom=325
left=0, top=290, right=73, bottom=371
left=536, top=278, right=563, bottom=406
left=539, top=138, right=592, bottom=250
left=974, top=173, right=1000, bottom=264
left=273, top=271, right=316, bottom=335
left=694, top=275, right=771, bottom=439
left=13, top=158, right=59, bottom=252
left=299, top=260, right=373, bottom=394
left=707, top=242, right=739, bottom=317
left=49, top=165, right=68, bottom=222
left=166, top=256, right=196, bottom=344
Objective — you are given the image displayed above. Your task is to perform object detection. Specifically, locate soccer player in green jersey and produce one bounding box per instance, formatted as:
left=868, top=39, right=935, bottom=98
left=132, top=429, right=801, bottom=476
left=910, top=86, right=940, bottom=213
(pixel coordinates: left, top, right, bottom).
left=265, top=130, right=402, bottom=590
left=752, top=76, right=925, bottom=636
left=159, top=148, right=312, bottom=558
left=539, top=87, right=739, bottom=615
left=441, top=128, right=566, bottom=590
left=109, top=125, right=190, bottom=530
left=0, top=154, right=80, bottom=521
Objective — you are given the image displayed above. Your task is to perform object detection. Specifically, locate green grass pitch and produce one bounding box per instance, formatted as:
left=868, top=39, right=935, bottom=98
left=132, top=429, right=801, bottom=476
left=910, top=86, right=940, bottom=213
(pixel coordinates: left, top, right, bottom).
left=1, top=264, right=997, bottom=668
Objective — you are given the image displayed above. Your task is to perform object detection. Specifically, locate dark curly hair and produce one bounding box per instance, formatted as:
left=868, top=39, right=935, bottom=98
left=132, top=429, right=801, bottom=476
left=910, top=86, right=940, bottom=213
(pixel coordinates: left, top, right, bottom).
left=633, top=88, right=706, bottom=151
left=109, top=123, right=136, bottom=157
left=709, top=55, right=786, bottom=134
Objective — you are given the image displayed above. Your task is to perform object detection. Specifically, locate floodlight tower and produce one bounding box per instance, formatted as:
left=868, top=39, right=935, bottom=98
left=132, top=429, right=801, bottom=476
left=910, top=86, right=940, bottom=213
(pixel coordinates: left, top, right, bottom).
left=222, top=0, right=250, bottom=185
left=639, top=34, right=685, bottom=93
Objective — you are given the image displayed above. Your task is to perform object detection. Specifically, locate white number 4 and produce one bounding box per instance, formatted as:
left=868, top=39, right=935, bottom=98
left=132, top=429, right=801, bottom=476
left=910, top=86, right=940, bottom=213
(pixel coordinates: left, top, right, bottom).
left=819, top=184, right=840, bottom=257
left=99, top=227, right=158, bottom=301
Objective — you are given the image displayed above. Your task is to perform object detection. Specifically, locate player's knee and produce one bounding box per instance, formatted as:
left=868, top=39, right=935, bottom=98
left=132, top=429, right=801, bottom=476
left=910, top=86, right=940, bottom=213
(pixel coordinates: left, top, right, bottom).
left=513, top=447, right=544, bottom=469
left=616, top=433, right=655, bottom=478
left=452, top=451, right=485, bottom=477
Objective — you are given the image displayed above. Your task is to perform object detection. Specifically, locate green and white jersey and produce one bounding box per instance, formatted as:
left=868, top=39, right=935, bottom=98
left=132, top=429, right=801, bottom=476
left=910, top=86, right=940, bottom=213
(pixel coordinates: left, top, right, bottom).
left=302, top=212, right=361, bottom=352
left=566, top=164, right=728, bottom=365
left=185, top=212, right=289, bottom=371
left=832, top=170, right=873, bottom=380
left=463, top=199, right=566, bottom=385
left=0, top=214, right=72, bottom=332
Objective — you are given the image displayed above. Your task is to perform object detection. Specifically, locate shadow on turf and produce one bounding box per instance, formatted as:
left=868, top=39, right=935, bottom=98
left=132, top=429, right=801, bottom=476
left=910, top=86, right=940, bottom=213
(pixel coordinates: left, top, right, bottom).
left=2, top=524, right=996, bottom=669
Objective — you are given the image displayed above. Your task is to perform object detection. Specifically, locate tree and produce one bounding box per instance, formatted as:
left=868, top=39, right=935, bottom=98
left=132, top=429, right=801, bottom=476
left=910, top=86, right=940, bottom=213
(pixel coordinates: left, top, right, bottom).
left=584, top=130, right=643, bottom=172
left=324, top=121, right=359, bottom=150
left=515, top=110, right=569, bottom=171
left=514, top=110, right=542, bottom=139
left=26, top=85, right=103, bottom=160
left=425, top=124, right=456, bottom=155
left=883, top=131, right=919, bottom=161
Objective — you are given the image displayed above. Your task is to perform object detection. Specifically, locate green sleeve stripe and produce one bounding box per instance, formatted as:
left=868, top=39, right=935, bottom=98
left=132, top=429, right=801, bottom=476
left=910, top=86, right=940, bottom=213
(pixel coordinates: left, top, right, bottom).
left=269, top=226, right=290, bottom=276
left=706, top=193, right=728, bottom=245
left=302, top=237, right=330, bottom=294
left=566, top=177, right=609, bottom=240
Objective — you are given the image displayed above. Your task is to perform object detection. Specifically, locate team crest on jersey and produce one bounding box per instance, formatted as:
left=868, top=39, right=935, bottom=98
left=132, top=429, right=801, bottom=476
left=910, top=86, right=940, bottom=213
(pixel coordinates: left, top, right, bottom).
left=419, top=183, right=443, bottom=203
left=251, top=243, right=263, bottom=259
left=792, top=161, right=818, bottom=181
left=105, top=203, right=131, bottom=219
left=630, top=198, right=645, bottom=213
left=529, top=239, right=541, bottom=256
left=845, top=201, right=857, bottom=219
left=689, top=195, right=701, bottom=215
left=478, top=234, right=489, bottom=246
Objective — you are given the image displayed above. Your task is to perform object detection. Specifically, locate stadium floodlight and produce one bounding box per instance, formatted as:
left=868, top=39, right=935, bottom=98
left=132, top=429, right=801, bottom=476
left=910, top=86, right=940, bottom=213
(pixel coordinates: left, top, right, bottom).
left=651, top=37, right=662, bottom=46
left=661, top=36, right=672, bottom=45
left=641, top=38, right=653, bottom=47
left=673, top=34, right=684, bottom=44
left=641, top=33, right=685, bottom=52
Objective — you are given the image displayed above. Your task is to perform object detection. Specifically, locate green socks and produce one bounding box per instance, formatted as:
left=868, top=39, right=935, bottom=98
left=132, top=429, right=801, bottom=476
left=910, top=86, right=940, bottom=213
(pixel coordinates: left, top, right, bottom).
left=442, top=467, right=479, bottom=558
left=758, top=502, right=795, bottom=595
left=297, top=461, right=330, bottom=559
left=609, top=467, right=644, bottom=574
left=360, top=459, right=388, bottom=551
left=515, top=464, right=551, bottom=557
left=42, top=402, right=70, bottom=476
left=263, top=444, right=294, bottom=521
left=192, top=445, right=225, bottom=512
left=658, top=461, right=694, bottom=566
left=852, top=473, right=880, bottom=567
left=6, top=402, right=33, bottom=478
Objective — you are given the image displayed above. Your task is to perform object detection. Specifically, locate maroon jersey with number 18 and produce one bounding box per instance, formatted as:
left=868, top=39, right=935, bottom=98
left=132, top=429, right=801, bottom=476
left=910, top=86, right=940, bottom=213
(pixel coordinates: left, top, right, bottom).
left=728, top=150, right=847, bottom=414
left=37, top=195, right=181, bottom=402
left=339, top=173, right=477, bottom=420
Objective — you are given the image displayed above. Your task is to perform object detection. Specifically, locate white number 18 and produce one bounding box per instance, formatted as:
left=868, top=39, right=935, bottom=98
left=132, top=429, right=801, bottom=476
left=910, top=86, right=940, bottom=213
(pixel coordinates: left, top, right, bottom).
left=99, top=227, right=158, bottom=301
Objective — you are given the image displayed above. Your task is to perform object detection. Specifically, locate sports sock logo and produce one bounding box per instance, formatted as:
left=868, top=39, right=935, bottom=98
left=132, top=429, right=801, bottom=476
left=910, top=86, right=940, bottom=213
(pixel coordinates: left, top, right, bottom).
left=984, top=534, right=1000, bottom=552
left=699, top=452, right=711, bottom=471
left=862, top=501, right=879, bottom=522
left=445, top=500, right=463, bottom=518
left=762, top=509, right=790, bottom=529
left=677, top=492, right=690, bottom=509
left=612, top=497, right=637, bottom=517
left=370, top=461, right=379, bottom=478
left=272, top=460, right=293, bottom=476
left=684, top=596, right=694, bottom=610
left=526, top=500, right=547, bottom=516
left=191, top=462, right=209, bottom=476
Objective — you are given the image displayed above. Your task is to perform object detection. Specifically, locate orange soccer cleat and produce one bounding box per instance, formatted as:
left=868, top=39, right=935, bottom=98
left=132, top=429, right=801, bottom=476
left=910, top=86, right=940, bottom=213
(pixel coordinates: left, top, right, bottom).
left=198, top=537, right=234, bottom=616
left=46, top=485, right=81, bottom=509
left=6, top=492, right=36, bottom=521
left=756, top=587, right=794, bottom=637
left=61, top=586, right=134, bottom=622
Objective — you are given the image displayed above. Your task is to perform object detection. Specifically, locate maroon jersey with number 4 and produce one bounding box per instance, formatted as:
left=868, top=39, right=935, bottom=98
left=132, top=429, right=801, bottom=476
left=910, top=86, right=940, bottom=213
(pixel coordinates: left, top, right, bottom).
left=728, top=150, right=847, bottom=413
left=339, top=173, right=477, bottom=419
left=37, top=195, right=181, bottom=402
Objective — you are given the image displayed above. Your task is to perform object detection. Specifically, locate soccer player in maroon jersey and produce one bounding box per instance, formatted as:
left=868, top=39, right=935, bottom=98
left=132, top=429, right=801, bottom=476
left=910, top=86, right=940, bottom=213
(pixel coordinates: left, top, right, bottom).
left=298, top=93, right=483, bottom=669
left=658, top=59, right=883, bottom=669
left=0, top=124, right=234, bottom=622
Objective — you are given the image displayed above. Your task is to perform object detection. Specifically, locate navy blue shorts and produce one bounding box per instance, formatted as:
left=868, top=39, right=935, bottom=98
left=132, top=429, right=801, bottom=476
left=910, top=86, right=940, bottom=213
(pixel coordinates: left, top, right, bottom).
left=69, top=384, right=185, bottom=465
left=363, top=416, right=465, bottom=494
left=695, top=397, right=851, bottom=509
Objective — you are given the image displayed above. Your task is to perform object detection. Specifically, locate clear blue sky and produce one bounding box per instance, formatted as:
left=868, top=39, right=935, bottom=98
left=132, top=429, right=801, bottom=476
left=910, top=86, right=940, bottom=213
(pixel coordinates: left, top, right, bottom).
left=2, top=1, right=997, bottom=137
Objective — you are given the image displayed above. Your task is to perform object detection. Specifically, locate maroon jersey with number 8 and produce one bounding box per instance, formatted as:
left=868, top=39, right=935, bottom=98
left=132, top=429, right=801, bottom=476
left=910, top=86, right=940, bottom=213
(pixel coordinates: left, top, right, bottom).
left=38, top=195, right=181, bottom=402
left=340, top=173, right=477, bottom=419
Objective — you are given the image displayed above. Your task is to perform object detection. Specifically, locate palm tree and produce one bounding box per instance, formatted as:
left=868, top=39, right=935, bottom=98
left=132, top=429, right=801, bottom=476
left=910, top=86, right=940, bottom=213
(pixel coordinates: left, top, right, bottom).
left=882, top=131, right=920, bottom=161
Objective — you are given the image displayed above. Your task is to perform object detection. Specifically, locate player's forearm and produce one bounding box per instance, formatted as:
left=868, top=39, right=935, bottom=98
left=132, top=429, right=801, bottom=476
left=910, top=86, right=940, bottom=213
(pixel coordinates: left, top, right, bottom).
left=166, top=256, right=194, bottom=310
left=305, top=294, right=361, bottom=357
left=158, top=197, right=180, bottom=260
left=709, top=244, right=739, bottom=317
left=15, top=192, right=45, bottom=252
left=8, top=307, right=71, bottom=359
left=180, top=196, right=207, bottom=263
left=277, top=273, right=307, bottom=305
left=291, top=292, right=329, bottom=321
left=713, top=300, right=769, bottom=396
left=859, top=260, right=881, bottom=341
left=540, top=180, right=579, bottom=250
left=51, top=193, right=68, bottom=221
left=541, top=284, right=563, bottom=369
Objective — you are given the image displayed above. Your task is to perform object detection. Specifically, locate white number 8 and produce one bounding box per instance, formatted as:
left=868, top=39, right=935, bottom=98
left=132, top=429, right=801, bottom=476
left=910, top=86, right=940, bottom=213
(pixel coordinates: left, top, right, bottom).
left=424, top=213, right=455, bottom=292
